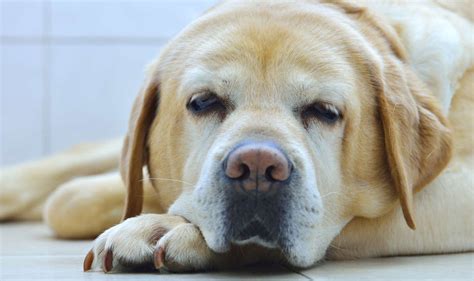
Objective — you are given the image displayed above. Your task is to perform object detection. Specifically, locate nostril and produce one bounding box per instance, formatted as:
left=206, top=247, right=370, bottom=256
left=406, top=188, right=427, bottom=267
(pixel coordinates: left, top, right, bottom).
left=265, top=166, right=276, bottom=182
left=266, top=162, right=292, bottom=182
left=236, top=164, right=251, bottom=180
left=225, top=159, right=251, bottom=180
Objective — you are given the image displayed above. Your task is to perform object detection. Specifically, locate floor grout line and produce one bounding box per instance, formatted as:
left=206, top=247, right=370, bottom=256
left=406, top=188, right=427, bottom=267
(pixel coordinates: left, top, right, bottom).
left=281, top=264, right=313, bottom=281
left=294, top=271, right=313, bottom=281
left=0, top=255, right=88, bottom=258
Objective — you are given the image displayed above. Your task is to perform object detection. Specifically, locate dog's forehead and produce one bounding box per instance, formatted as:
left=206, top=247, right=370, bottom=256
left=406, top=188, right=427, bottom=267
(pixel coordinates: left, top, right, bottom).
left=174, top=21, right=357, bottom=105
left=157, top=0, right=366, bottom=107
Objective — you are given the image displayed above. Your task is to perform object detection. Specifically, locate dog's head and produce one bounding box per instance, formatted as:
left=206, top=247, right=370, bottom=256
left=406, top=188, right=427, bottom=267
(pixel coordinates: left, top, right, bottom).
left=119, top=1, right=452, bottom=267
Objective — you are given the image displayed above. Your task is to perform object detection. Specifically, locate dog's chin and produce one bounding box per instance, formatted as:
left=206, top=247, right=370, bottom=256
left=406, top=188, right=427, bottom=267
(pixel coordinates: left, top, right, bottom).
left=201, top=221, right=321, bottom=268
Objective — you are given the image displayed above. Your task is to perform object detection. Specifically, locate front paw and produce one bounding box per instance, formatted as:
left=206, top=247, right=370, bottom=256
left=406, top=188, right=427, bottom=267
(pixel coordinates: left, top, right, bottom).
left=83, top=214, right=215, bottom=273
left=83, top=214, right=186, bottom=272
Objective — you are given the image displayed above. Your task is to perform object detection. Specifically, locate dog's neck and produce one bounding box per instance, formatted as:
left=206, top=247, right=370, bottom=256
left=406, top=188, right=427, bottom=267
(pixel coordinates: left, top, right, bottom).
left=366, top=0, right=473, bottom=114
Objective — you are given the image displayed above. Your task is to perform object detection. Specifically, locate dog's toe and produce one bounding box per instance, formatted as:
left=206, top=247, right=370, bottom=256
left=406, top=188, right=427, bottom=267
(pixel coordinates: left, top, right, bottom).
left=102, top=249, right=114, bottom=272
left=155, top=223, right=215, bottom=272
left=153, top=246, right=166, bottom=269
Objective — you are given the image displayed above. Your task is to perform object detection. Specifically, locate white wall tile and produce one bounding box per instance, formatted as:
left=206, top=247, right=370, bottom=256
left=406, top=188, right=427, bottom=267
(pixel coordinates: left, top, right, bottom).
left=50, top=0, right=217, bottom=39
left=49, top=44, right=161, bottom=153
left=1, top=1, right=219, bottom=164
left=0, top=42, right=3, bottom=163
left=1, top=0, right=44, bottom=37
left=1, top=45, right=44, bottom=166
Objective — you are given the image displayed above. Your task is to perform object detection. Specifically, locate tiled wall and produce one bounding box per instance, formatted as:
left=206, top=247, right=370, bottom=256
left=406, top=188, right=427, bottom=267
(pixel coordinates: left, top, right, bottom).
left=0, top=0, right=217, bottom=166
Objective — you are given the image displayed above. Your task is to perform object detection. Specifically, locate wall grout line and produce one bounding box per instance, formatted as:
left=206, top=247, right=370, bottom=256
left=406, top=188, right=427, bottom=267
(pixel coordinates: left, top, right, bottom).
left=1, top=36, right=170, bottom=45
left=42, top=0, right=51, bottom=156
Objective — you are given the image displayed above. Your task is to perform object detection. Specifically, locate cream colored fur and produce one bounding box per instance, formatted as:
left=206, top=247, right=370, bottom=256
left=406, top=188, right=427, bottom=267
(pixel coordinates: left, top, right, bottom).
left=0, top=0, right=472, bottom=272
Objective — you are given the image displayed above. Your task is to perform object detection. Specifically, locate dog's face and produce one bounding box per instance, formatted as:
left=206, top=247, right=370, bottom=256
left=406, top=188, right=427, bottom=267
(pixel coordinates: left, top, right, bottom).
left=120, top=1, right=452, bottom=267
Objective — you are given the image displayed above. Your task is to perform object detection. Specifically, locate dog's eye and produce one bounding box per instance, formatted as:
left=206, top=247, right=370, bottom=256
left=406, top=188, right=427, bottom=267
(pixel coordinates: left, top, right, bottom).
left=301, top=102, right=341, bottom=126
left=187, top=92, right=226, bottom=116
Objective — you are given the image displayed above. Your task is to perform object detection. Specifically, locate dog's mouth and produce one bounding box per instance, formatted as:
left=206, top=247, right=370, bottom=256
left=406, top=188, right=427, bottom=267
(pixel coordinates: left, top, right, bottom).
left=222, top=178, right=286, bottom=249
left=237, top=219, right=271, bottom=240
left=233, top=218, right=278, bottom=248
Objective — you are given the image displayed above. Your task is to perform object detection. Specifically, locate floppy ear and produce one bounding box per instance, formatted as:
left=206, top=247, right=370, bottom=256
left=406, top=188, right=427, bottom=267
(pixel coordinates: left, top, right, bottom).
left=375, top=59, right=453, bottom=229
left=120, top=78, right=159, bottom=220
left=323, top=0, right=452, bottom=229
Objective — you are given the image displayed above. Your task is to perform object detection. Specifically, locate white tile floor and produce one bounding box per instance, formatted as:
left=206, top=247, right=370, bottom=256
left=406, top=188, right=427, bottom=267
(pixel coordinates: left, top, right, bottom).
left=0, top=222, right=472, bottom=280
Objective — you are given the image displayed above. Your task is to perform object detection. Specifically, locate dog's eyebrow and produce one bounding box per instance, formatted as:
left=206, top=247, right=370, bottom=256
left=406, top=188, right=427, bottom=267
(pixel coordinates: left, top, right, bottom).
left=179, top=67, right=214, bottom=94
left=291, top=76, right=350, bottom=111
left=179, top=67, right=227, bottom=96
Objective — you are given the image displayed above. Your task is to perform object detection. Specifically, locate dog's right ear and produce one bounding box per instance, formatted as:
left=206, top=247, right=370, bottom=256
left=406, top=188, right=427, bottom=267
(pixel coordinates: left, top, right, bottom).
left=120, top=76, right=159, bottom=220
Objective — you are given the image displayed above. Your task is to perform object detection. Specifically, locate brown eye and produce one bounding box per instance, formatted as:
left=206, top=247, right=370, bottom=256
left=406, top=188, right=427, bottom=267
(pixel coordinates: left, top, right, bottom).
left=187, top=92, right=226, bottom=116
left=301, top=102, right=341, bottom=126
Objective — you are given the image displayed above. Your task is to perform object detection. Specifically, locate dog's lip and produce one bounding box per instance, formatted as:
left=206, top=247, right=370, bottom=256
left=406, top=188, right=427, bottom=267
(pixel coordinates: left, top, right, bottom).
left=200, top=217, right=281, bottom=253
left=235, top=219, right=273, bottom=242
left=232, top=236, right=279, bottom=249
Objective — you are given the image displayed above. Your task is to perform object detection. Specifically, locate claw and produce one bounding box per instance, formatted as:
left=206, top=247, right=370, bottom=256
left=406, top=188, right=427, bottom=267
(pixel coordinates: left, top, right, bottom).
left=83, top=250, right=94, bottom=272
left=154, top=247, right=165, bottom=269
left=103, top=249, right=114, bottom=273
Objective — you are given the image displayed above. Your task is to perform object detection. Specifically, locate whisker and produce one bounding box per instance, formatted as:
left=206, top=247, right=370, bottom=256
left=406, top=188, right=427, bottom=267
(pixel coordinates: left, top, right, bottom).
left=144, top=177, right=195, bottom=187
left=328, top=243, right=346, bottom=251
left=132, top=177, right=196, bottom=199
left=320, top=191, right=342, bottom=199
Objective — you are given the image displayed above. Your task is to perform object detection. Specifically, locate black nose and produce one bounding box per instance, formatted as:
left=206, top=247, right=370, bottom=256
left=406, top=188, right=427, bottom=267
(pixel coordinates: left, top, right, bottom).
left=223, top=142, right=293, bottom=194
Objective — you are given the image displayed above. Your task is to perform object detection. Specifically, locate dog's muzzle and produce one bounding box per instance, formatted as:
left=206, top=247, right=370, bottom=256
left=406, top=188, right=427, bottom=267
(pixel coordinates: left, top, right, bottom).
left=220, top=141, right=295, bottom=246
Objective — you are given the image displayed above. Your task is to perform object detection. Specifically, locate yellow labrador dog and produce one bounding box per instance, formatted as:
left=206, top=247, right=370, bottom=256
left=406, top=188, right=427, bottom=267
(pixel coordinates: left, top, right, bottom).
left=1, top=0, right=473, bottom=273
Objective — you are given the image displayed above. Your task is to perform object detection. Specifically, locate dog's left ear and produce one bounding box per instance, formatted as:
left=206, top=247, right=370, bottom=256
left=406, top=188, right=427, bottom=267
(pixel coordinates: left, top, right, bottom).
left=375, top=59, right=453, bottom=229
left=120, top=76, right=159, bottom=220
left=324, top=0, right=452, bottom=229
